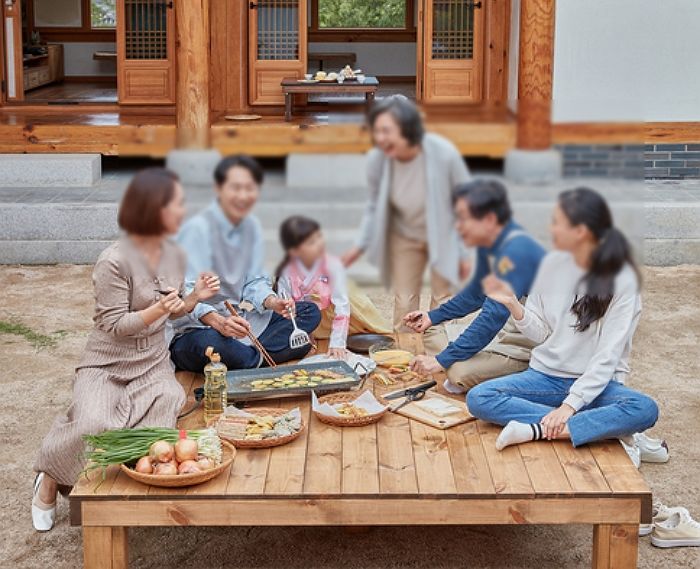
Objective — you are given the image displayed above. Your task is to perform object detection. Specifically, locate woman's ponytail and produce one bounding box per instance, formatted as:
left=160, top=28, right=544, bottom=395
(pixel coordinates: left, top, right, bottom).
left=559, top=188, right=640, bottom=332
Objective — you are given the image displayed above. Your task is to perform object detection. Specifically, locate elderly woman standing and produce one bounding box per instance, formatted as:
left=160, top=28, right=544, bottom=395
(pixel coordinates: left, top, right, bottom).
left=32, top=168, right=219, bottom=532
left=342, top=96, right=471, bottom=330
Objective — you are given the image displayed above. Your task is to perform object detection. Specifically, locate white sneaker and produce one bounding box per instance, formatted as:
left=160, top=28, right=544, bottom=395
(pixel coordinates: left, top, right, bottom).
left=633, top=432, right=670, bottom=463
left=442, top=379, right=466, bottom=395
left=619, top=438, right=641, bottom=469
left=32, top=473, right=56, bottom=532
left=639, top=501, right=688, bottom=536
left=651, top=510, right=700, bottom=548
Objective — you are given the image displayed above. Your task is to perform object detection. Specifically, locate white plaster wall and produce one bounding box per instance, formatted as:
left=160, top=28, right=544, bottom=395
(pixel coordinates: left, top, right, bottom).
left=507, top=0, right=520, bottom=113
left=508, top=0, right=700, bottom=123
left=61, top=42, right=117, bottom=77
left=552, top=0, right=700, bottom=123
left=308, top=42, right=416, bottom=76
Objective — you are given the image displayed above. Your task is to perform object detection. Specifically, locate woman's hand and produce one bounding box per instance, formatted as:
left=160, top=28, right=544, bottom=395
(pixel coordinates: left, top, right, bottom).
left=540, top=404, right=575, bottom=440
left=328, top=347, right=348, bottom=360
left=341, top=247, right=363, bottom=268
left=194, top=272, right=220, bottom=301
left=482, top=274, right=518, bottom=306
left=264, top=295, right=295, bottom=319
left=158, top=288, right=185, bottom=315
left=403, top=311, right=432, bottom=333
left=410, top=355, right=444, bottom=375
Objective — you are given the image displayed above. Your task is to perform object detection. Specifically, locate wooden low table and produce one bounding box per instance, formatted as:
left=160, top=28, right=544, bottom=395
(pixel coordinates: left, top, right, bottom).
left=70, top=334, right=651, bottom=568
left=281, top=76, right=379, bottom=121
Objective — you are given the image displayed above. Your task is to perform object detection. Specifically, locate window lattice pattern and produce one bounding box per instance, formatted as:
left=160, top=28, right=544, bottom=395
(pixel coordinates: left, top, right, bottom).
left=432, top=0, right=474, bottom=60
left=257, top=0, right=300, bottom=61
left=125, top=0, right=168, bottom=60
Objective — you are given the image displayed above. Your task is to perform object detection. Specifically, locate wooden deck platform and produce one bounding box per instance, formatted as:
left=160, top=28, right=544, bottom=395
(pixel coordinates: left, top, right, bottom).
left=70, top=334, right=651, bottom=569
left=0, top=105, right=516, bottom=158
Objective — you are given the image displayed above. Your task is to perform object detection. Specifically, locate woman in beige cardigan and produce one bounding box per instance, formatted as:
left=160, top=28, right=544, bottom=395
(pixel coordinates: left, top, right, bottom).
left=32, top=168, right=220, bottom=532
left=342, top=96, right=471, bottom=330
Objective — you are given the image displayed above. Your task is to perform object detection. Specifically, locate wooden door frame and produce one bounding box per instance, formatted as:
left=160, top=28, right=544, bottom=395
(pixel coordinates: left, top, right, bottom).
left=117, top=0, right=176, bottom=105
left=2, top=0, right=24, bottom=103
left=418, top=0, right=510, bottom=104
left=248, top=0, right=308, bottom=106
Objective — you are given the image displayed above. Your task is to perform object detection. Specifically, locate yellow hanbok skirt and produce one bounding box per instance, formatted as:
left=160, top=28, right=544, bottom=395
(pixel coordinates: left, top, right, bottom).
left=313, top=280, right=391, bottom=340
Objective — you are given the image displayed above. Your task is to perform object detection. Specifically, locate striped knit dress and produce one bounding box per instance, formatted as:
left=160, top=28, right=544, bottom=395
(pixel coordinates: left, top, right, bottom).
left=34, top=237, right=188, bottom=486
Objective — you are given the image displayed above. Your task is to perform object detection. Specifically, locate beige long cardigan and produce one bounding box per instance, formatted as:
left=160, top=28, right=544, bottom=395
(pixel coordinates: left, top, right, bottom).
left=356, top=132, right=471, bottom=288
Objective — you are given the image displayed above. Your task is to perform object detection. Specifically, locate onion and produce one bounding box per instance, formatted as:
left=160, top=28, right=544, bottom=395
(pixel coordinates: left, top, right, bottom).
left=174, top=438, right=198, bottom=462
left=149, top=440, right=174, bottom=463
left=134, top=456, right=153, bottom=474
left=196, top=456, right=214, bottom=471
left=177, top=460, right=201, bottom=475
left=154, top=462, right=178, bottom=476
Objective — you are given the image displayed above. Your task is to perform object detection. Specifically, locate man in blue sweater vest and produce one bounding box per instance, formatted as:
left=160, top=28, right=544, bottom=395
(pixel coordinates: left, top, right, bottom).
left=406, top=179, right=546, bottom=393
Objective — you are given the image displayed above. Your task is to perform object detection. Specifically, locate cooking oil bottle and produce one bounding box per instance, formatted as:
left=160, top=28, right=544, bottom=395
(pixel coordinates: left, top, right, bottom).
left=203, top=346, right=228, bottom=423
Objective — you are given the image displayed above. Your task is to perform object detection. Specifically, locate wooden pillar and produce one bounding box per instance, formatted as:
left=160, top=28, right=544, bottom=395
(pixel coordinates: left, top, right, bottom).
left=516, top=0, right=555, bottom=150
left=176, top=0, right=211, bottom=149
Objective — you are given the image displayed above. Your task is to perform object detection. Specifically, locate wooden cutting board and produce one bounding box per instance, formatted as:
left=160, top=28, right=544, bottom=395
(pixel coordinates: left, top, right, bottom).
left=392, top=391, right=474, bottom=430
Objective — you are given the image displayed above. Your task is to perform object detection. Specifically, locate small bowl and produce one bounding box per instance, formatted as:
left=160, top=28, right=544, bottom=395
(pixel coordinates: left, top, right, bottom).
left=357, top=74, right=366, bottom=84
left=304, top=73, right=313, bottom=80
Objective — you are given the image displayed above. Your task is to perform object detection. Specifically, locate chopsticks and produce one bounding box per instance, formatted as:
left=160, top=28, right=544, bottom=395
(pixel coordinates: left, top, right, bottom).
left=224, top=300, right=277, bottom=368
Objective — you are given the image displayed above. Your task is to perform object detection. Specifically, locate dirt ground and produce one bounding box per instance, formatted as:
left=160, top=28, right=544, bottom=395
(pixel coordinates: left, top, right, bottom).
left=1, top=264, right=699, bottom=569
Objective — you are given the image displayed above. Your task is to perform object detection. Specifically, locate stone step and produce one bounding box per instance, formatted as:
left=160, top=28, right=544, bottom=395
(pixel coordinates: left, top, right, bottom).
left=0, top=199, right=650, bottom=242
left=0, top=154, right=101, bottom=187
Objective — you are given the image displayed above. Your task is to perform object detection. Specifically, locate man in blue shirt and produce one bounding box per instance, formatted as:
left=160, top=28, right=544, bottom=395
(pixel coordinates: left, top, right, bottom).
left=406, top=179, right=546, bottom=393
left=169, top=155, right=321, bottom=371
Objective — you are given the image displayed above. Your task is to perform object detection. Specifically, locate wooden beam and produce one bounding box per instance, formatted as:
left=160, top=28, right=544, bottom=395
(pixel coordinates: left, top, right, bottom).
left=516, top=0, right=555, bottom=150
left=80, top=498, right=644, bottom=527
left=484, top=0, right=512, bottom=103
left=175, top=0, right=211, bottom=148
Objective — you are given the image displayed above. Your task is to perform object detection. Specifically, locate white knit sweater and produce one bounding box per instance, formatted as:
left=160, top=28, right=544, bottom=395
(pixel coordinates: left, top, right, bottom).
left=514, top=251, right=641, bottom=411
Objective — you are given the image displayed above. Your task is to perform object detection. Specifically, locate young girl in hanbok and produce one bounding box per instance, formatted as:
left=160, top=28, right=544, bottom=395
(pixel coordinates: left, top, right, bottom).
left=275, top=216, right=390, bottom=359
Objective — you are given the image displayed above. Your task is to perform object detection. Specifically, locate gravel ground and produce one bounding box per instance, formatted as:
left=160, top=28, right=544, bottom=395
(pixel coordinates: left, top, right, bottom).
left=1, top=264, right=698, bottom=569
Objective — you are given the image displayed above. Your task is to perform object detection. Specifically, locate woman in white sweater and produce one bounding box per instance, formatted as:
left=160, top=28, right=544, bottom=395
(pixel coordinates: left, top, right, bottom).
left=467, top=187, right=658, bottom=450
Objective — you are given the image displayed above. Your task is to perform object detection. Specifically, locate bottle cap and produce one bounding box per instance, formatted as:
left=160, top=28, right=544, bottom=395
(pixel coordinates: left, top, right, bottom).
left=211, top=352, right=221, bottom=363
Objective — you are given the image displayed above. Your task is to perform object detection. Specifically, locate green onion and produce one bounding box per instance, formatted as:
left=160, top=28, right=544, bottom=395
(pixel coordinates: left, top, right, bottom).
left=82, top=427, right=222, bottom=474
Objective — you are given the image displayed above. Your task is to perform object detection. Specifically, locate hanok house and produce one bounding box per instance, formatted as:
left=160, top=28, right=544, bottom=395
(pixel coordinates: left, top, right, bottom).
left=0, top=0, right=698, bottom=181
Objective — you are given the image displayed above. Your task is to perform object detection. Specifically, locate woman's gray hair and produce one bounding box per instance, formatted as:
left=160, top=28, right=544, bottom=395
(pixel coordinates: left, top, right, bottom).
left=368, top=95, right=425, bottom=147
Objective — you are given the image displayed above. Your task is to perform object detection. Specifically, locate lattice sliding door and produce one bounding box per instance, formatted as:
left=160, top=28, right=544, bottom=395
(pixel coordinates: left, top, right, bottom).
left=249, top=0, right=307, bottom=106
left=422, top=0, right=483, bottom=103
left=117, top=0, right=176, bottom=105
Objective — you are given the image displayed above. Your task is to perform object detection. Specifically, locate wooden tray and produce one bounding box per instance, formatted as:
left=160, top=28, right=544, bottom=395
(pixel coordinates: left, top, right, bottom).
left=211, top=407, right=305, bottom=449
left=387, top=392, right=474, bottom=430
left=120, top=441, right=235, bottom=488
left=224, top=114, right=262, bottom=121
left=315, top=391, right=387, bottom=427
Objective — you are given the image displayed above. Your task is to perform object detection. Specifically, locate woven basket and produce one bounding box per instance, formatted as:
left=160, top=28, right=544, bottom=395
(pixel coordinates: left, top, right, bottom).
left=120, top=440, right=236, bottom=488
left=211, top=407, right=305, bottom=449
left=314, top=391, right=387, bottom=427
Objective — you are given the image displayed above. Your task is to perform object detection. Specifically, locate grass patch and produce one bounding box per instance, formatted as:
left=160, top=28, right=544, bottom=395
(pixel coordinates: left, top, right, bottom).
left=0, top=319, right=67, bottom=350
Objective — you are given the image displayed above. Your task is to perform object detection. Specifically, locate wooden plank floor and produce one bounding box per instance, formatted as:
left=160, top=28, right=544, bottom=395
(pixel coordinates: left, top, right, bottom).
left=71, top=334, right=651, bottom=516
left=0, top=105, right=516, bottom=157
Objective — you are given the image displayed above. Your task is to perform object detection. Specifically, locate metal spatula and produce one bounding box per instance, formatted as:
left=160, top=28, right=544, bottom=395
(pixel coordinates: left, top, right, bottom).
left=280, top=290, right=311, bottom=350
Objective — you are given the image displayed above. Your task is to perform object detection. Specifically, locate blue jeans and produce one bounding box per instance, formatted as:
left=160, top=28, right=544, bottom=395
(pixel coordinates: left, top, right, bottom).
left=170, top=302, right=321, bottom=371
left=466, top=367, right=659, bottom=447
